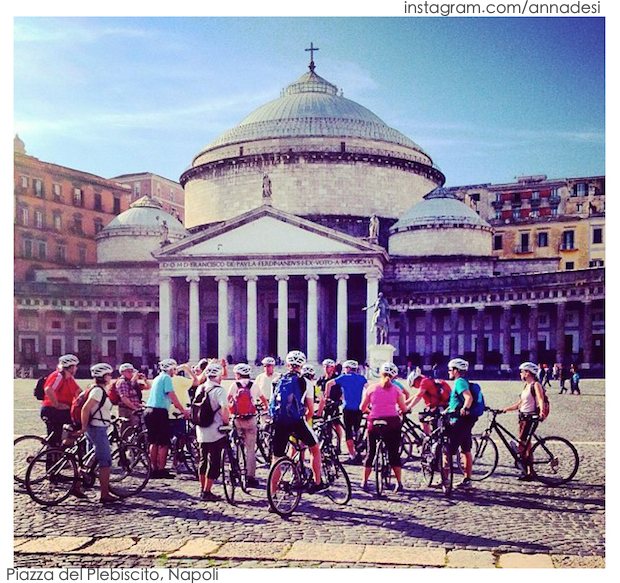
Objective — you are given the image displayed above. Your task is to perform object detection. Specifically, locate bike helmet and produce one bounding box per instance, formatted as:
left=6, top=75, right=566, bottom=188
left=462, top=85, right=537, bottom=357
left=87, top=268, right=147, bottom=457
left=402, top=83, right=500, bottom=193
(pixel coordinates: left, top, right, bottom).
left=233, top=363, right=252, bottom=376
left=519, top=361, right=539, bottom=375
left=286, top=350, right=306, bottom=367
left=301, top=364, right=316, bottom=377
left=91, top=363, right=114, bottom=379
left=380, top=362, right=399, bottom=378
left=448, top=358, right=469, bottom=371
left=205, top=362, right=223, bottom=377
left=261, top=357, right=276, bottom=366
left=342, top=359, right=358, bottom=370
left=407, top=366, right=423, bottom=387
left=322, top=358, right=336, bottom=367
left=159, top=358, right=178, bottom=372
left=58, top=354, right=79, bottom=369
left=118, top=362, right=135, bottom=374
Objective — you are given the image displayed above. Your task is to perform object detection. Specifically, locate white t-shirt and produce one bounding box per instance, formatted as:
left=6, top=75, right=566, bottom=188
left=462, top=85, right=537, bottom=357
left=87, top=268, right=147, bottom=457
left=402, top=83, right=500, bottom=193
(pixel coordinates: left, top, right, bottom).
left=86, top=385, right=114, bottom=427
left=254, top=371, right=280, bottom=401
left=519, top=382, right=538, bottom=414
left=194, top=381, right=228, bottom=444
left=228, top=378, right=263, bottom=402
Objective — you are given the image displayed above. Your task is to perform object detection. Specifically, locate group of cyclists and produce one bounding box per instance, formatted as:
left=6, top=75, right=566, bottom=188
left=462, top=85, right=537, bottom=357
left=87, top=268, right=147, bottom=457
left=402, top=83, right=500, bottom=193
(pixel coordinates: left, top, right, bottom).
left=37, top=349, right=550, bottom=505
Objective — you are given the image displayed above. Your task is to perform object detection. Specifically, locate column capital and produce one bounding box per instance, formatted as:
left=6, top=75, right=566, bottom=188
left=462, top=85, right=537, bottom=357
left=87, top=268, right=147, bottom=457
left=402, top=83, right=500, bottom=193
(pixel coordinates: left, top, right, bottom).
left=159, top=276, right=173, bottom=284
left=275, top=274, right=290, bottom=282
left=215, top=275, right=229, bottom=283
left=244, top=275, right=259, bottom=282
left=185, top=275, right=200, bottom=284
left=364, top=271, right=381, bottom=281
left=304, top=274, right=319, bottom=282
left=334, top=273, right=349, bottom=281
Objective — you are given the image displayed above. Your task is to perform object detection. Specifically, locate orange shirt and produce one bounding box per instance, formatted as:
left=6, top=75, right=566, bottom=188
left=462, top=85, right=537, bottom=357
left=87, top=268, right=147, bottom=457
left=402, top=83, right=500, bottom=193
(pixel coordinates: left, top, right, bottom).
left=41, top=370, right=80, bottom=407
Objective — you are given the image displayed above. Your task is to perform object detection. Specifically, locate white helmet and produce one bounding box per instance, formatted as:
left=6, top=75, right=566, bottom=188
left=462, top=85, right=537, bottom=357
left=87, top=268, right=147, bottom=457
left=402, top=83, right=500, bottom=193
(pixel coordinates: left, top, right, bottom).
left=519, top=361, right=540, bottom=376
left=301, top=364, right=316, bottom=377
left=407, top=366, right=423, bottom=387
left=58, top=354, right=79, bottom=369
left=233, top=363, right=252, bottom=376
left=261, top=357, right=276, bottom=366
left=91, top=363, right=114, bottom=379
left=448, top=358, right=469, bottom=371
left=322, top=358, right=336, bottom=367
left=286, top=350, right=307, bottom=367
left=380, top=362, right=399, bottom=378
left=343, top=359, right=358, bottom=370
left=205, top=362, right=223, bottom=377
left=159, top=358, right=178, bottom=372
left=118, top=362, right=135, bottom=374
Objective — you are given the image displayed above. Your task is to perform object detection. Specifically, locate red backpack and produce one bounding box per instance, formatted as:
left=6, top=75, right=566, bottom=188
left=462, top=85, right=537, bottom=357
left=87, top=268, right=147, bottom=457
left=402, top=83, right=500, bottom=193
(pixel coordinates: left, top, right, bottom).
left=107, top=379, right=121, bottom=406
left=70, top=384, right=106, bottom=429
left=426, top=379, right=452, bottom=409
left=230, top=381, right=257, bottom=418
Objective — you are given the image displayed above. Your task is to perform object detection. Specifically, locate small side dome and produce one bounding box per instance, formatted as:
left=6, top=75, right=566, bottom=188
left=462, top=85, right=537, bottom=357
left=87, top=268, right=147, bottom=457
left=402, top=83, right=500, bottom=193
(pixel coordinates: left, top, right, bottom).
left=97, top=196, right=188, bottom=263
left=389, top=187, right=493, bottom=257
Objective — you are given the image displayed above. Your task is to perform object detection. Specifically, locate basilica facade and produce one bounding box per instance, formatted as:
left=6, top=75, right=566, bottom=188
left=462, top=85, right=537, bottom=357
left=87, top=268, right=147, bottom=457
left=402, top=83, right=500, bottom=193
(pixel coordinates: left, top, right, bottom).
left=14, top=63, right=605, bottom=378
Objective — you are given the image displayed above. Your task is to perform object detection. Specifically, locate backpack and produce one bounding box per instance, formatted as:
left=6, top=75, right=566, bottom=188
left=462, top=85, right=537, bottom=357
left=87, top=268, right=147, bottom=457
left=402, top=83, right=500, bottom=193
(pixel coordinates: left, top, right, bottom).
left=33, top=376, right=47, bottom=400
left=427, top=379, right=451, bottom=408
left=468, top=382, right=486, bottom=417
left=230, top=381, right=257, bottom=418
left=269, top=373, right=305, bottom=425
left=191, top=385, right=221, bottom=428
left=530, top=383, right=550, bottom=418
left=107, top=380, right=121, bottom=406
left=70, top=385, right=107, bottom=429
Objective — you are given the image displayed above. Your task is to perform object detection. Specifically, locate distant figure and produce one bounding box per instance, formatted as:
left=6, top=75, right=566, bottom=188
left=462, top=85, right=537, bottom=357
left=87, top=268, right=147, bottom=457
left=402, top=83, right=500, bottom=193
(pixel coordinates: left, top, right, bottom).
left=369, top=214, right=379, bottom=239
left=559, top=364, right=569, bottom=394
left=363, top=292, right=390, bottom=344
left=262, top=173, right=272, bottom=201
left=160, top=220, right=169, bottom=246
left=570, top=364, right=581, bottom=395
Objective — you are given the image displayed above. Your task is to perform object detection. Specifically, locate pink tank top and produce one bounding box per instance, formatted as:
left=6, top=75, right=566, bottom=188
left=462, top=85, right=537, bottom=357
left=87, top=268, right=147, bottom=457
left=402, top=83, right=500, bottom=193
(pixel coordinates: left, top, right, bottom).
left=367, top=383, right=401, bottom=419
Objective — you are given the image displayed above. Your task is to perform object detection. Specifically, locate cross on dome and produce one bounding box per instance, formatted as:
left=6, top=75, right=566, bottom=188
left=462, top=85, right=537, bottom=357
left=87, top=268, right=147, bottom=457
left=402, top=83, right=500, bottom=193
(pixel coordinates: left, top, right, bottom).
left=305, top=42, right=320, bottom=72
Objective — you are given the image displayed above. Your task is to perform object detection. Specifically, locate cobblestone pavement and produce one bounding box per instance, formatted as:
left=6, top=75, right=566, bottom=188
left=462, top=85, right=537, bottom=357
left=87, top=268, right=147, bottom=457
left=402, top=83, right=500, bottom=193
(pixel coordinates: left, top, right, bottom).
left=14, top=379, right=605, bottom=568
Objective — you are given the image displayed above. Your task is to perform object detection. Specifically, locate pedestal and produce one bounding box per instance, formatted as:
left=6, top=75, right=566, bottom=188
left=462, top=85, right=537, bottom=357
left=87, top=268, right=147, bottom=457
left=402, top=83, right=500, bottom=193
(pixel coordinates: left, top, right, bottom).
left=366, top=344, right=396, bottom=378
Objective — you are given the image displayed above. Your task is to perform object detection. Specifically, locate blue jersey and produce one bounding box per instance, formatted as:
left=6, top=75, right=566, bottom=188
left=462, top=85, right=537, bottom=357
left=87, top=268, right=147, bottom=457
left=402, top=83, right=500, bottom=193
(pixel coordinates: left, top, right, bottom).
left=335, top=372, right=367, bottom=410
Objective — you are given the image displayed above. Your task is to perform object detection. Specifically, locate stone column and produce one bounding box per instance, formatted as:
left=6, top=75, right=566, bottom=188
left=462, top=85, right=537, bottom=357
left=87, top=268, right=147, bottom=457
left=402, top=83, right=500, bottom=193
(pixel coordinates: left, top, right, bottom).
left=475, top=307, right=485, bottom=370
left=335, top=274, right=349, bottom=362
left=501, top=305, right=512, bottom=369
left=305, top=274, right=319, bottom=363
left=276, top=275, right=289, bottom=361
left=449, top=308, right=459, bottom=357
left=215, top=276, right=229, bottom=361
left=556, top=302, right=566, bottom=364
left=398, top=309, right=409, bottom=360
left=529, top=304, right=539, bottom=364
left=186, top=275, right=200, bottom=363
left=158, top=277, right=172, bottom=359
left=245, top=275, right=258, bottom=364
left=365, top=273, right=380, bottom=349
left=582, top=300, right=593, bottom=369
left=424, top=309, right=433, bottom=368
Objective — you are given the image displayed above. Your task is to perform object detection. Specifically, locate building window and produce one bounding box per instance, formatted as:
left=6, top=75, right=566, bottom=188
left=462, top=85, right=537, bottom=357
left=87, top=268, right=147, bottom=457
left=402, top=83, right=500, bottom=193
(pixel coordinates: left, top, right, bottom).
left=519, top=232, right=530, bottom=253
left=51, top=339, right=62, bottom=356
left=53, top=183, right=62, bottom=201
left=51, top=320, right=62, bottom=330
left=592, top=227, right=603, bottom=244
left=561, top=230, right=575, bottom=250
left=551, top=187, right=559, bottom=197
left=495, top=210, right=502, bottom=220
left=73, top=215, right=83, bottom=235
left=35, top=210, right=44, bottom=229
left=493, top=234, right=503, bottom=251
left=76, top=320, right=90, bottom=331
left=576, top=183, right=586, bottom=196
left=565, top=261, right=575, bottom=270
left=73, top=188, right=83, bottom=206
left=78, top=246, right=87, bottom=264
left=169, top=190, right=175, bottom=202
left=532, top=190, right=540, bottom=200
left=105, top=320, right=117, bottom=331
left=495, top=193, right=502, bottom=203
left=94, top=193, right=102, bottom=211
left=530, top=209, right=539, bottom=218
left=134, top=183, right=141, bottom=198
left=94, top=218, right=104, bottom=234
left=551, top=207, right=558, bottom=217
left=38, top=240, right=47, bottom=260
left=512, top=209, right=520, bottom=220
left=34, top=179, right=43, bottom=198
left=23, top=238, right=33, bottom=259
left=19, top=206, right=29, bottom=226
left=106, top=339, right=117, bottom=358
left=589, top=259, right=604, bottom=267
left=537, top=231, right=549, bottom=247
left=21, top=176, right=28, bottom=188
left=56, top=243, right=67, bottom=263
left=113, top=197, right=121, bottom=214
left=53, top=212, right=62, bottom=231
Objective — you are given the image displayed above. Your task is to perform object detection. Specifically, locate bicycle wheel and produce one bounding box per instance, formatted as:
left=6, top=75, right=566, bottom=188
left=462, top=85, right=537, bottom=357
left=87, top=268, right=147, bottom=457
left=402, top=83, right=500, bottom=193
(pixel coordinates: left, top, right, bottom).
left=256, top=427, right=272, bottom=464
left=235, top=442, right=248, bottom=492
left=531, top=436, right=579, bottom=486
left=322, top=455, right=351, bottom=505
left=420, top=439, right=434, bottom=487
left=108, top=444, right=151, bottom=498
left=408, top=428, right=424, bottom=462
left=25, top=448, right=78, bottom=506
left=466, top=435, right=499, bottom=481
left=181, top=437, right=199, bottom=477
left=221, top=447, right=237, bottom=504
left=122, top=427, right=149, bottom=451
left=440, top=442, right=453, bottom=497
left=400, top=430, right=414, bottom=463
left=374, top=441, right=386, bottom=496
left=267, top=456, right=302, bottom=516
left=14, top=435, right=47, bottom=485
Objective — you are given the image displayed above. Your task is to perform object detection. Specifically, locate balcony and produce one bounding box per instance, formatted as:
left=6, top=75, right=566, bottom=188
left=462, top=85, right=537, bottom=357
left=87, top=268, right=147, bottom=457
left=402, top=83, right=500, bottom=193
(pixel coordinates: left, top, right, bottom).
left=491, top=199, right=504, bottom=209
left=530, top=197, right=541, bottom=207
left=514, top=245, right=531, bottom=254
left=549, top=194, right=561, bottom=206
left=559, top=243, right=578, bottom=252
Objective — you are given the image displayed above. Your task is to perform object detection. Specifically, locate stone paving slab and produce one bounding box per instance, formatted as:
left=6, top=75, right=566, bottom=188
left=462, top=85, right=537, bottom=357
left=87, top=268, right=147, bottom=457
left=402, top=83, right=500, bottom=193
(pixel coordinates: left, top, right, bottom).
left=213, top=542, right=290, bottom=560
left=498, top=552, right=554, bottom=568
left=359, top=545, right=446, bottom=566
left=284, top=541, right=364, bottom=563
left=169, top=538, right=221, bottom=558
left=13, top=538, right=29, bottom=550
left=17, top=537, right=92, bottom=554
left=74, top=537, right=136, bottom=555
left=120, top=538, right=188, bottom=556
left=551, top=555, right=605, bottom=568
left=446, top=549, right=496, bottom=568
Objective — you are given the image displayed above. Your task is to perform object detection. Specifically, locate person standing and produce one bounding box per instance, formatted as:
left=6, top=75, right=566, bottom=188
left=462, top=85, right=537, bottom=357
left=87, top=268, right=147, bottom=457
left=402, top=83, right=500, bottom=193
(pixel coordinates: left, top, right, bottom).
left=570, top=364, right=581, bottom=395
left=254, top=356, right=280, bottom=403
left=116, top=363, right=148, bottom=435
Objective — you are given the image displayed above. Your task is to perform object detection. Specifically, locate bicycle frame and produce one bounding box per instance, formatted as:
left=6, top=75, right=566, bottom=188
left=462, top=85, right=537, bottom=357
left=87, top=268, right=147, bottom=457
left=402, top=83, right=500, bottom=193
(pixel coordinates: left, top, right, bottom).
left=479, top=410, right=539, bottom=464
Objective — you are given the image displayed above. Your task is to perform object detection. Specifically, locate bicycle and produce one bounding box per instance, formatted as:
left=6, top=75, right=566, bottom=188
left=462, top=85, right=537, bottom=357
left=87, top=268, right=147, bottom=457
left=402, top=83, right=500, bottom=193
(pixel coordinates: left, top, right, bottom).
left=24, top=424, right=151, bottom=506
left=369, top=419, right=394, bottom=497
left=169, top=413, right=200, bottom=476
left=400, top=414, right=426, bottom=463
left=255, top=403, right=273, bottom=464
left=219, top=422, right=250, bottom=504
left=267, top=433, right=351, bottom=516
left=120, top=408, right=149, bottom=451
left=464, top=407, right=579, bottom=486
left=419, top=410, right=456, bottom=497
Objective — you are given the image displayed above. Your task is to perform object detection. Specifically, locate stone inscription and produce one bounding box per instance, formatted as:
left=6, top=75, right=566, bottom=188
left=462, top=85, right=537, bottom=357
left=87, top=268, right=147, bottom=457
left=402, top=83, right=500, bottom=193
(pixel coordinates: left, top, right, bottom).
left=161, top=257, right=376, bottom=270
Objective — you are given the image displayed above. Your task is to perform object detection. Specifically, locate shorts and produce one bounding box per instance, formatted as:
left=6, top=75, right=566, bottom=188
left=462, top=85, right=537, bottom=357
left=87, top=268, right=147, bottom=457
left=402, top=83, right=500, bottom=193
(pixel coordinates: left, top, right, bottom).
left=85, top=425, right=112, bottom=468
left=272, top=419, right=318, bottom=457
left=144, top=407, right=171, bottom=446
left=448, top=415, right=478, bottom=456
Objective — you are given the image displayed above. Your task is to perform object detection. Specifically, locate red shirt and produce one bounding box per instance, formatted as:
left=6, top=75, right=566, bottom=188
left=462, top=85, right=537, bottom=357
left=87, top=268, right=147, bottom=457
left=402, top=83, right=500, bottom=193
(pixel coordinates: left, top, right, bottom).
left=41, top=370, right=80, bottom=408
left=419, top=376, right=451, bottom=408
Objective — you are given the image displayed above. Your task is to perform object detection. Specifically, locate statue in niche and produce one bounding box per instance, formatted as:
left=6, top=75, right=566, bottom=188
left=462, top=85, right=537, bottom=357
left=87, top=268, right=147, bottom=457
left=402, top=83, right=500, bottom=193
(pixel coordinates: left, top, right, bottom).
left=369, top=214, right=379, bottom=239
left=160, top=219, right=169, bottom=246
left=262, top=173, right=272, bottom=202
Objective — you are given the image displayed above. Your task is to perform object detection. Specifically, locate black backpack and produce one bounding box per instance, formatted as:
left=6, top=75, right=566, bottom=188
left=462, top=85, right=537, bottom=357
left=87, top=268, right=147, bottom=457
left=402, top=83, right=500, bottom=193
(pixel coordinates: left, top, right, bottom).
left=191, top=385, right=221, bottom=428
left=33, top=376, right=47, bottom=400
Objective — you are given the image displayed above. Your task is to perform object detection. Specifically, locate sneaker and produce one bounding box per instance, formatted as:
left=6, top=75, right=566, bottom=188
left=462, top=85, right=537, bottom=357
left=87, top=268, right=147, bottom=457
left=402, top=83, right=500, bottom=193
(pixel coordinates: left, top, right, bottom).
left=201, top=491, right=221, bottom=501
left=457, top=478, right=473, bottom=490
left=360, top=482, right=371, bottom=492
left=156, top=469, right=175, bottom=479
left=345, top=456, right=357, bottom=465
left=99, top=494, right=120, bottom=504
left=307, top=480, right=328, bottom=494
left=71, top=487, right=88, bottom=499
left=353, top=453, right=364, bottom=465
left=394, top=483, right=405, bottom=493
left=246, top=477, right=260, bottom=488
left=517, top=473, right=534, bottom=482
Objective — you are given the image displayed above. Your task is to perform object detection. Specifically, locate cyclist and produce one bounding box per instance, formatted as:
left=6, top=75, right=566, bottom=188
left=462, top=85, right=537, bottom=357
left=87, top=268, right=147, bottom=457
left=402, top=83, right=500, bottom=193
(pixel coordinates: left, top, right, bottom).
left=406, top=367, right=452, bottom=434
left=446, top=357, right=483, bottom=491
left=359, top=362, right=408, bottom=492
left=502, top=361, right=548, bottom=481
left=195, top=362, right=230, bottom=501
left=269, top=350, right=326, bottom=493
left=40, top=354, right=81, bottom=449
left=254, top=356, right=280, bottom=402
left=75, top=363, right=117, bottom=504
left=116, top=363, right=148, bottom=435
left=326, top=359, right=367, bottom=464
left=228, top=362, right=267, bottom=488
left=301, top=364, right=323, bottom=416
left=144, top=359, right=190, bottom=479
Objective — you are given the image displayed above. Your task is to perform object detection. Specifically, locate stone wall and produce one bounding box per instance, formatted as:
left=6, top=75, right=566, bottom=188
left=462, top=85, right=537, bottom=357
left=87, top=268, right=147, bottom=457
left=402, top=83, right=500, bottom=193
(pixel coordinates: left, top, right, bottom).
left=494, top=257, right=560, bottom=276
left=386, top=256, right=495, bottom=281
left=388, top=227, right=492, bottom=257
left=33, top=264, right=159, bottom=286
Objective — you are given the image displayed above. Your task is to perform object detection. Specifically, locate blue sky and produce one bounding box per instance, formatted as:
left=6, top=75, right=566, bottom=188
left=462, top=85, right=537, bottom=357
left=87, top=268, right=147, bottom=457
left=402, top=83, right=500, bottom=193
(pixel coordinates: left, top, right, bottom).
left=14, top=17, right=605, bottom=187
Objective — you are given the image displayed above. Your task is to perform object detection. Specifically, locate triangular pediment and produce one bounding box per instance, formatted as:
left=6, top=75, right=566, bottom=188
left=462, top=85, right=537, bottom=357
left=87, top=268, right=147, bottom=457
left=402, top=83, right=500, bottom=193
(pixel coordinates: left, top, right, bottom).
left=155, top=206, right=385, bottom=258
